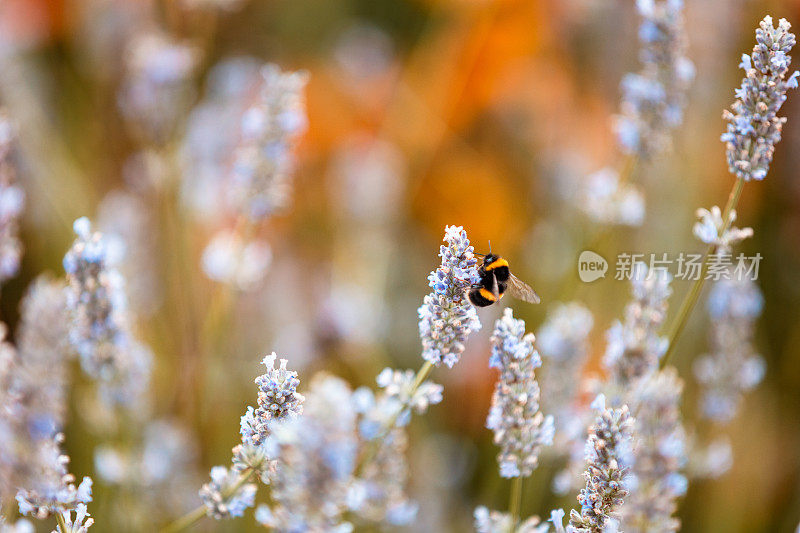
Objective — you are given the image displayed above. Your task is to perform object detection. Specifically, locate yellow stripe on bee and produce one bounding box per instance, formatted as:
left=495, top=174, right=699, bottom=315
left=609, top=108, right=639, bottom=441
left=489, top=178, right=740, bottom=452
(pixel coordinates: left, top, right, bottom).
left=479, top=288, right=497, bottom=302
left=484, top=257, right=509, bottom=271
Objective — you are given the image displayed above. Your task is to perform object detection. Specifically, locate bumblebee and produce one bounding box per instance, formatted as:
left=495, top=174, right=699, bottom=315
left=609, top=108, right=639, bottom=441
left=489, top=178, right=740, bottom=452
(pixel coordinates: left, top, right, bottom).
left=468, top=253, right=541, bottom=307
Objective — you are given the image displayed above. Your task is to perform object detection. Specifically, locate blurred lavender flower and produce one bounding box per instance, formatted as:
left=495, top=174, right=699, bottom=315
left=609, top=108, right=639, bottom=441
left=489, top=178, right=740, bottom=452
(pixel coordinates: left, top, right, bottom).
left=604, top=263, right=671, bottom=390
left=256, top=375, right=358, bottom=532
left=0, top=517, right=33, bottom=533
left=693, top=206, right=753, bottom=251
left=118, top=32, right=200, bottom=142
left=418, top=225, right=481, bottom=368
left=63, top=217, right=151, bottom=407
left=53, top=503, right=94, bottom=533
left=486, top=308, right=554, bottom=478
left=621, top=369, right=687, bottom=533
left=473, top=506, right=549, bottom=533
left=98, top=190, right=161, bottom=316
left=198, top=466, right=256, bottom=520
left=685, top=437, right=733, bottom=479
left=536, top=302, right=594, bottom=439
left=615, top=0, right=694, bottom=157
left=694, top=276, right=764, bottom=422
left=721, top=16, right=799, bottom=181
left=0, top=112, right=23, bottom=286
left=201, top=229, right=272, bottom=290
left=568, top=396, right=634, bottom=533
left=0, top=279, right=92, bottom=520
left=350, top=369, right=442, bottom=526
left=227, top=64, right=308, bottom=221
left=579, top=168, right=644, bottom=227
left=94, top=420, right=199, bottom=516
left=180, top=0, right=245, bottom=10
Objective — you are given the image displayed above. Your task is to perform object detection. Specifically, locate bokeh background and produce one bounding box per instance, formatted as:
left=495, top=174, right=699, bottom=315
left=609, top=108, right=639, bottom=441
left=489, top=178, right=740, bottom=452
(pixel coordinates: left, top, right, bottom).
left=1, top=0, right=800, bottom=531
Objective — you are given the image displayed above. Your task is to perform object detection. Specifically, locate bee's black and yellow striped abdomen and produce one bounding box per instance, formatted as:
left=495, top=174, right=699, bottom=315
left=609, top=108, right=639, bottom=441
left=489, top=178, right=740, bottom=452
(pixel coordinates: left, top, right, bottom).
left=468, top=253, right=509, bottom=307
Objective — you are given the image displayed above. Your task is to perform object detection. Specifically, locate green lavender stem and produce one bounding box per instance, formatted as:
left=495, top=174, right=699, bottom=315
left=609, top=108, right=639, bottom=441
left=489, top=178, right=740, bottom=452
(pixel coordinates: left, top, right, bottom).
left=509, top=476, right=523, bottom=526
left=56, top=511, right=68, bottom=533
left=660, top=177, right=745, bottom=368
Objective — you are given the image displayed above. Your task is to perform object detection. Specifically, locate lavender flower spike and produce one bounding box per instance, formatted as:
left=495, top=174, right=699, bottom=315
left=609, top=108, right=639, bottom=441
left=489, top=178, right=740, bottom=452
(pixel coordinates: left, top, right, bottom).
left=63, top=217, right=151, bottom=406
left=614, top=0, right=694, bottom=157
left=473, top=506, right=549, bottom=533
left=569, top=395, right=635, bottom=533
left=487, top=308, right=554, bottom=478
left=232, top=353, right=304, bottom=480
left=693, top=206, right=753, bottom=251
left=721, top=16, right=799, bottom=181
left=621, top=369, right=687, bottom=532
left=198, top=466, right=256, bottom=519
left=418, top=225, right=481, bottom=368
left=0, top=111, right=24, bottom=286
left=53, top=503, right=94, bottom=533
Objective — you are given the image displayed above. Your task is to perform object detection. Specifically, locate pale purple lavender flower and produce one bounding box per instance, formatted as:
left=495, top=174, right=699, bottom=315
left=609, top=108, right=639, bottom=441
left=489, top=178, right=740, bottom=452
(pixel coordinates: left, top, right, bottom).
left=0, top=112, right=23, bottom=286
left=201, top=229, right=272, bottom=290
left=0, top=279, right=92, bottom=520
left=98, top=190, right=161, bottom=316
left=615, top=0, right=694, bottom=157
left=693, top=206, right=753, bottom=251
left=256, top=375, right=359, bottom=532
left=52, top=503, right=94, bottom=533
left=63, top=217, right=151, bottom=406
left=349, top=369, right=441, bottom=526
left=568, top=396, right=635, bottom=533
left=537, top=302, right=594, bottom=440
left=118, top=32, right=200, bottom=142
left=694, top=276, right=764, bottom=422
left=721, top=16, right=799, bottom=181
left=621, top=369, right=687, bottom=533
left=230, top=353, right=304, bottom=480
left=473, top=506, right=549, bottom=533
left=15, top=432, right=93, bottom=519
left=579, top=168, right=644, bottom=227
left=604, top=263, right=671, bottom=390
left=198, top=466, right=256, bottom=519
left=418, top=225, right=481, bottom=368
left=227, top=64, right=308, bottom=221
left=486, top=308, right=554, bottom=478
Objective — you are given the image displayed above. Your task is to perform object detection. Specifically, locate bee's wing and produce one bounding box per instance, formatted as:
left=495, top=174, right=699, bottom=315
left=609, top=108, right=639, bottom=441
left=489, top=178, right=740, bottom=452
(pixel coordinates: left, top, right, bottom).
left=507, top=274, right=541, bottom=304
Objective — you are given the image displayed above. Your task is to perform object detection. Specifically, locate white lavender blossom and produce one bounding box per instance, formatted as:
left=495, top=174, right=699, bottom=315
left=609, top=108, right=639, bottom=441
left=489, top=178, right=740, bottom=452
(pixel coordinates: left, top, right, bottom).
left=118, top=32, right=200, bottom=142
left=693, top=206, right=753, bottom=251
left=201, top=229, right=272, bottom=289
left=615, top=0, right=694, bottom=157
left=63, top=217, right=151, bottom=406
left=568, top=397, right=635, bottom=533
left=486, top=309, right=554, bottom=478
left=198, top=466, right=256, bottom=519
left=473, top=506, right=549, bottom=533
left=694, top=276, right=764, bottom=422
left=256, top=375, right=359, bottom=532
left=579, top=168, right=645, bottom=227
left=52, top=504, right=94, bottom=533
left=621, top=369, right=687, bottom=533
left=0, top=517, right=33, bottom=533
left=227, top=64, right=308, bottom=221
left=537, top=302, right=594, bottom=438
left=604, top=263, right=671, bottom=389
left=418, top=225, right=481, bottom=367
left=0, top=112, right=23, bottom=285
left=721, top=16, right=799, bottom=181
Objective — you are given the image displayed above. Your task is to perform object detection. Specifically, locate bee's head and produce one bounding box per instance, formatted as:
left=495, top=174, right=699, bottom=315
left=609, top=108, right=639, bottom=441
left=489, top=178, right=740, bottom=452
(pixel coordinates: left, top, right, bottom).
left=482, top=253, right=499, bottom=264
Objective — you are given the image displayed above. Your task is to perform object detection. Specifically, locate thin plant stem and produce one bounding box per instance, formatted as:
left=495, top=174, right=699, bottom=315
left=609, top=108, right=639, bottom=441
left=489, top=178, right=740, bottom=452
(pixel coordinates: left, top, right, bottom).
left=660, top=177, right=746, bottom=368
left=509, top=476, right=523, bottom=525
left=55, top=511, right=67, bottom=533
left=161, top=468, right=255, bottom=533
